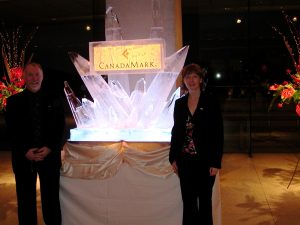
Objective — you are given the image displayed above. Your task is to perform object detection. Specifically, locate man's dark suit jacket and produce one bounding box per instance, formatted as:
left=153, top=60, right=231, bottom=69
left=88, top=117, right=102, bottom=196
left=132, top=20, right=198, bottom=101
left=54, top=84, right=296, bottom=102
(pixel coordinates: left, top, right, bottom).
left=5, top=88, right=65, bottom=170
left=169, top=92, right=224, bottom=168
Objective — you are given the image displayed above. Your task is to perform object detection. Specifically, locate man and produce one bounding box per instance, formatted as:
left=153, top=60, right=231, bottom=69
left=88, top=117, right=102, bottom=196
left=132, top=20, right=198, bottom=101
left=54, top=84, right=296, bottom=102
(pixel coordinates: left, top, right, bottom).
left=5, top=62, right=65, bottom=225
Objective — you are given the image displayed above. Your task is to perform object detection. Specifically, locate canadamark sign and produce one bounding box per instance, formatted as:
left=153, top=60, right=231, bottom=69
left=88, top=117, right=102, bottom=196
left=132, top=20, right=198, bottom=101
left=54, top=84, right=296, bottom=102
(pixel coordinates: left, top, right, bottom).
left=89, top=39, right=165, bottom=74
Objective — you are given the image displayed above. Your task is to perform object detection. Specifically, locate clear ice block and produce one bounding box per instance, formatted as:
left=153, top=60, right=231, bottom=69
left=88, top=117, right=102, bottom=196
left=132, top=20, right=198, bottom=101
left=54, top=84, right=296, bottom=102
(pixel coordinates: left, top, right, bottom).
left=67, top=44, right=188, bottom=141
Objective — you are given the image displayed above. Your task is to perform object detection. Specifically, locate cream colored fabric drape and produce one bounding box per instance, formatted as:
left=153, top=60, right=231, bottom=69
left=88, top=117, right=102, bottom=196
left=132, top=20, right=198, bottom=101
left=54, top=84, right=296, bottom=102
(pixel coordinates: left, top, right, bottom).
left=61, top=141, right=172, bottom=179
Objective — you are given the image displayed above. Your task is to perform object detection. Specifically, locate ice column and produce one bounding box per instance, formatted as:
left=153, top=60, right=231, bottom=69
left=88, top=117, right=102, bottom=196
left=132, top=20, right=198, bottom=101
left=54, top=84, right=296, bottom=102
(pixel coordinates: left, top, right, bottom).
left=105, top=6, right=123, bottom=41
left=150, top=0, right=164, bottom=39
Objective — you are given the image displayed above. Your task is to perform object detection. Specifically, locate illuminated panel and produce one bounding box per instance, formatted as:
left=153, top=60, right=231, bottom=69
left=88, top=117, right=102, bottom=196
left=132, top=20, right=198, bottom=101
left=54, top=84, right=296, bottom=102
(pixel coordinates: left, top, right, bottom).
left=89, top=39, right=165, bottom=74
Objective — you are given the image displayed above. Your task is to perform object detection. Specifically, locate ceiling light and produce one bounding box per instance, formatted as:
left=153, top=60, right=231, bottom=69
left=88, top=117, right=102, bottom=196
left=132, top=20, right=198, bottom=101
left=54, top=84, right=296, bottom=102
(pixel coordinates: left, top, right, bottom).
left=86, top=25, right=92, bottom=31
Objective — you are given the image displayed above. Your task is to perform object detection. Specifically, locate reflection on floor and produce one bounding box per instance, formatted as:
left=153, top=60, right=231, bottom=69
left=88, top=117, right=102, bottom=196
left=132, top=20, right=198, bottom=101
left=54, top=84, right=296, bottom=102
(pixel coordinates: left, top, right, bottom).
left=221, top=153, right=300, bottom=225
left=0, top=151, right=42, bottom=225
left=1, top=151, right=300, bottom=225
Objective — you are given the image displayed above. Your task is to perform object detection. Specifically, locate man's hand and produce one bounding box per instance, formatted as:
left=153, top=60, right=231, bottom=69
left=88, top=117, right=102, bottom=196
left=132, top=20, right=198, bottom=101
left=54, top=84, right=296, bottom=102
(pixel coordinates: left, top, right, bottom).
left=34, top=146, right=51, bottom=162
left=26, top=147, right=51, bottom=162
left=25, top=148, right=39, bottom=161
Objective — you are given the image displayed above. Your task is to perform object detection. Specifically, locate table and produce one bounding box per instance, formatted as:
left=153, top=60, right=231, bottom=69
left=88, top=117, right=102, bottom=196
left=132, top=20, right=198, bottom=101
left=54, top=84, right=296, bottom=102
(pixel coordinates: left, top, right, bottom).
left=60, top=141, right=221, bottom=225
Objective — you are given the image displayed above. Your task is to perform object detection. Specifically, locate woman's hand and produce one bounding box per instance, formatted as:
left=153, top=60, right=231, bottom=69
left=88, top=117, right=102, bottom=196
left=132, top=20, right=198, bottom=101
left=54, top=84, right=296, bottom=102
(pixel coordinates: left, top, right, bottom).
left=209, top=167, right=219, bottom=176
left=172, top=161, right=178, bottom=175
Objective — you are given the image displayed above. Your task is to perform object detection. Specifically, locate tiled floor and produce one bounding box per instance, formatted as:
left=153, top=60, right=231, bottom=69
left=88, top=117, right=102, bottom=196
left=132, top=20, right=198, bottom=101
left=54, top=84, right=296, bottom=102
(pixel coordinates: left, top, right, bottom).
left=0, top=151, right=43, bottom=225
left=221, top=153, right=300, bottom=225
left=1, top=151, right=300, bottom=225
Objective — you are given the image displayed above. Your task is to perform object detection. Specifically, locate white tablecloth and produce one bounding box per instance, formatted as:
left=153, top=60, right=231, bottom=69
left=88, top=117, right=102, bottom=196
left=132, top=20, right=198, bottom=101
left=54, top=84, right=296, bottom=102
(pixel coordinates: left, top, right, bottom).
left=60, top=141, right=221, bottom=225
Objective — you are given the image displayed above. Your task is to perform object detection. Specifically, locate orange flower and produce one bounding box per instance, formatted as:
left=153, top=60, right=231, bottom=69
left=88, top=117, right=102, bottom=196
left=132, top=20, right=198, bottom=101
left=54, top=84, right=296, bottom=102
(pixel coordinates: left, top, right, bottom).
left=0, top=82, right=6, bottom=90
left=282, top=81, right=289, bottom=85
left=269, top=84, right=279, bottom=90
left=296, top=104, right=300, bottom=117
left=281, top=88, right=295, bottom=99
left=291, top=75, right=300, bottom=84
left=2, top=98, right=6, bottom=107
left=10, top=67, right=23, bottom=80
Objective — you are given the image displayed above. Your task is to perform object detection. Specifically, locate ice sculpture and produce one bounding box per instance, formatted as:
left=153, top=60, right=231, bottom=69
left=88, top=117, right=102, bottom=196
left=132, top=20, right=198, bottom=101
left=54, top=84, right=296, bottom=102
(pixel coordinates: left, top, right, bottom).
left=65, top=6, right=188, bottom=142
left=105, top=6, right=123, bottom=41
left=150, top=0, right=164, bottom=39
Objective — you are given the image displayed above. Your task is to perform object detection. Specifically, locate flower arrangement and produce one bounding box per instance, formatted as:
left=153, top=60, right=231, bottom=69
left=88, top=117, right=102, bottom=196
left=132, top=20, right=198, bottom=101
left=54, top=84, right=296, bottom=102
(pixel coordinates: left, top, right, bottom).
left=268, top=12, right=300, bottom=116
left=0, top=25, right=38, bottom=111
left=0, top=66, right=24, bottom=111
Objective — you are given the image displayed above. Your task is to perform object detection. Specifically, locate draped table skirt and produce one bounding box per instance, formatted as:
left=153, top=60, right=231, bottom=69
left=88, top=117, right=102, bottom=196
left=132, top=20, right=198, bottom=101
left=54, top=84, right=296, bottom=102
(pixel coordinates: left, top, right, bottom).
left=60, top=141, right=221, bottom=225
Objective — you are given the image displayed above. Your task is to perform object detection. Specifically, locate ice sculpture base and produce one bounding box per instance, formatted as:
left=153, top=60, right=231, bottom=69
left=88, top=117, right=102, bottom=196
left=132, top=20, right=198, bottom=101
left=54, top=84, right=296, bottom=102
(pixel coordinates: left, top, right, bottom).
left=69, top=128, right=171, bottom=142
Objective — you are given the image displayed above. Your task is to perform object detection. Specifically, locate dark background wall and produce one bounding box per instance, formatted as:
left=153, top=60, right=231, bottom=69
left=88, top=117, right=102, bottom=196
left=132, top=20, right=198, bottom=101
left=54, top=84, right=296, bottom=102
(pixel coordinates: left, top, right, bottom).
left=1, top=0, right=300, bottom=153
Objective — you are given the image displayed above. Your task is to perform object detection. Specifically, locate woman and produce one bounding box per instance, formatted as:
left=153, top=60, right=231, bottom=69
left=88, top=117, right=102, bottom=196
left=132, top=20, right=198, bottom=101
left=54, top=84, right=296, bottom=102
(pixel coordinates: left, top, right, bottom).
left=169, top=63, right=223, bottom=225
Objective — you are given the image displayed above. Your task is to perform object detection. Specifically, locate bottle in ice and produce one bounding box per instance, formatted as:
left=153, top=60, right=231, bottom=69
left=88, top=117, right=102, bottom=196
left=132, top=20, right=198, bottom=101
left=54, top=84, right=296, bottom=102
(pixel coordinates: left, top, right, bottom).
left=64, top=81, right=90, bottom=127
